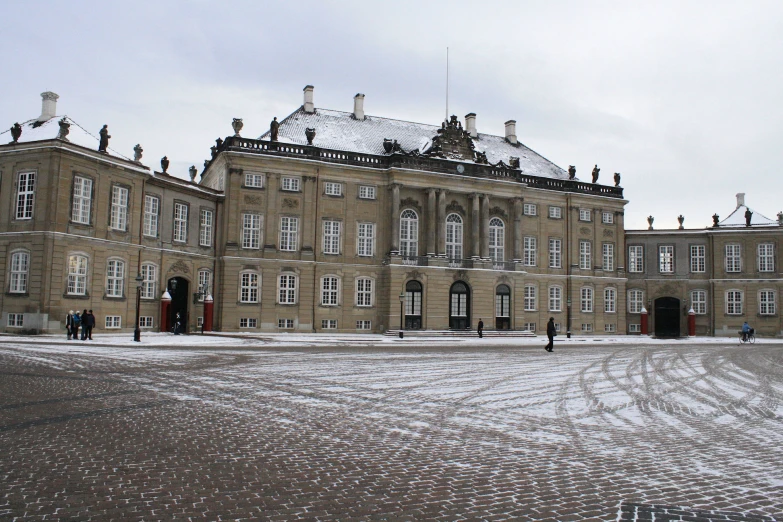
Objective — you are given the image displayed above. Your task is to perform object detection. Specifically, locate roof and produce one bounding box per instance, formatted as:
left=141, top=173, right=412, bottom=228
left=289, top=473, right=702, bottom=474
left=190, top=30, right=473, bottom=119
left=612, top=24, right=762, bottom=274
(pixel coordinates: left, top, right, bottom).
left=719, top=204, right=777, bottom=227
left=1, top=116, right=134, bottom=162
left=259, top=107, right=569, bottom=180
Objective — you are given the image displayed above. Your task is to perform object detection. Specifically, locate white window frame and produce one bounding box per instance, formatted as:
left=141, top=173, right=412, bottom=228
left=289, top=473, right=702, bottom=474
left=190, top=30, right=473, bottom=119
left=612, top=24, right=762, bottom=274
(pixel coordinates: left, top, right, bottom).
left=400, top=209, right=419, bottom=257
left=239, top=272, right=259, bottom=303
left=72, top=176, right=92, bottom=225
left=110, top=185, right=129, bottom=231
left=548, top=206, right=562, bottom=219
left=281, top=176, right=300, bottom=192
left=356, top=277, right=373, bottom=307
left=581, top=323, right=593, bottom=332
left=9, top=251, right=30, bottom=294
left=321, top=276, right=339, bottom=306
left=604, top=288, right=616, bottom=313
left=628, top=289, right=645, bottom=314
left=323, top=220, right=341, bottom=255
left=197, top=269, right=212, bottom=301
left=105, top=316, right=122, bottom=329
left=726, top=290, right=743, bottom=315
left=106, top=259, right=125, bottom=297
left=324, top=182, right=342, bottom=196
left=278, top=318, right=295, bottom=329
left=604, top=323, right=616, bottom=333
left=140, top=263, right=157, bottom=299
left=629, top=324, right=641, bottom=333
left=549, top=286, right=562, bottom=312
left=357, top=223, right=375, bottom=257
left=359, top=186, right=376, bottom=199
left=628, top=245, right=644, bottom=273
left=659, top=245, right=674, bottom=273
left=759, top=289, right=776, bottom=315
left=523, top=237, right=537, bottom=266
left=549, top=238, right=562, bottom=268
left=524, top=284, right=537, bottom=311
left=244, top=173, right=264, bottom=188
left=200, top=209, right=213, bottom=247
left=143, top=195, right=159, bottom=237
left=523, top=322, right=536, bottom=333
left=691, top=290, right=707, bottom=315
left=356, top=320, right=372, bottom=330
left=579, top=240, right=592, bottom=270
left=581, top=287, right=594, bottom=313
left=725, top=244, right=741, bottom=273
left=579, top=209, right=592, bottom=222
left=489, top=217, right=505, bottom=263
left=173, top=202, right=188, bottom=243
left=523, top=203, right=537, bottom=216
left=7, top=313, right=23, bottom=327
left=758, top=243, right=774, bottom=272
left=67, top=254, right=89, bottom=296
left=239, top=318, right=258, bottom=328
left=322, top=319, right=338, bottom=330
left=139, top=316, right=154, bottom=328
left=15, top=171, right=36, bottom=220
left=242, top=213, right=262, bottom=249
left=690, top=245, right=706, bottom=273
left=279, top=216, right=299, bottom=251
left=602, top=211, right=614, bottom=224
left=278, top=274, right=298, bottom=304
left=602, top=243, right=614, bottom=271
left=446, top=213, right=463, bottom=260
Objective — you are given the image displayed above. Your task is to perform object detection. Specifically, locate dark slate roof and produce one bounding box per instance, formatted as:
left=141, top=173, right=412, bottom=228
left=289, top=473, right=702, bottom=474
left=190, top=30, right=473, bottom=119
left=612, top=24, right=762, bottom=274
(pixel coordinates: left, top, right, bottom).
left=259, top=107, right=569, bottom=180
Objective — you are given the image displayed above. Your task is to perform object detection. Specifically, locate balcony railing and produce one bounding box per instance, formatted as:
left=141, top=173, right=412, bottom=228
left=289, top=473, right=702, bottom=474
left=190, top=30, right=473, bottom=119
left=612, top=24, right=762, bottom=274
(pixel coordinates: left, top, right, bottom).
left=492, top=261, right=517, bottom=271
left=402, top=255, right=429, bottom=266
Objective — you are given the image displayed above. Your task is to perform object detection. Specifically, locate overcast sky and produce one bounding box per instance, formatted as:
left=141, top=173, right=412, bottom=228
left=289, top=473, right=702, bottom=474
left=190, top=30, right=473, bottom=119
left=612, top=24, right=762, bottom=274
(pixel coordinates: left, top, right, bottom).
left=3, top=1, right=782, bottom=229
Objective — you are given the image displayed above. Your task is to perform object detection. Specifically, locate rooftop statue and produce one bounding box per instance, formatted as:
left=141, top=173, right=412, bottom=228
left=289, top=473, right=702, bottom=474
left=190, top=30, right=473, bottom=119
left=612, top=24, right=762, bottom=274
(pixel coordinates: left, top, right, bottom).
left=57, top=118, right=70, bottom=141
left=133, top=144, right=143, bottom=163
left=647, top=215, right=654, bottom=230
left=161, top=156, right=170, bottom=174
left=568, top=165, right=576, bottom=180
left=98, top=125, right=110, bottom=153
left=305, top=127, right=316, bottom=145
left=270, top=117, right=279, bottom=141
left=614, top=172, right=621, bottom=187
left=712, top=214, right=720, bottom=227
left=189, top=165, right=197, bottom=181
left=232, top=118, right=243, bottom=137
left=592, top=165, right=600, bottom=184
left=745, top=208, right=753, bottom=227
left=10, top=122, right=22, bottom=143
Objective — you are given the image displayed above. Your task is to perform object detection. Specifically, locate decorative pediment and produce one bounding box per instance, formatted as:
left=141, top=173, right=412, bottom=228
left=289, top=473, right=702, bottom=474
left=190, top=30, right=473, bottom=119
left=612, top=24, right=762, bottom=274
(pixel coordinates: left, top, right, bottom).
left=424, top=115, right=476, bottom=161
left=406, top=270, right=423, bottom=281
left=400, top=197, right=422, bottom=215
left=453, top=269, right=470, bottom=282
left=168, top=260, right=190, bottom=274
left=496, top=275, right=511, bottom=284
left=490, top=206, right=509, bottom=221
left=446, top=200, right=466, bottom=216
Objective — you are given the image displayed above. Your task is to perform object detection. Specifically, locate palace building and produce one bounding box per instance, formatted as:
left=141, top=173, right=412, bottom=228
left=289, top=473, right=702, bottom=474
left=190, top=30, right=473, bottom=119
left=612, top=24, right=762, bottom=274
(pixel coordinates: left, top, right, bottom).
left=1, top=89, right=780, bottom=337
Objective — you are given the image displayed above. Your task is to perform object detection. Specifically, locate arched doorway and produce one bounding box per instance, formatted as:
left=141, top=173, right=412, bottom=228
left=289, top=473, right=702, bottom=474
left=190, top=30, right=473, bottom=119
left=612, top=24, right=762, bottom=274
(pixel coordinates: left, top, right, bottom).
left=654, top=297, right=680, bottom=337
left=404, top=280, right=423, bottom=329
left=167, top=277, right=189, bottom=333
left=495, top=284, right=511, bottom=330
left=449, top=281, right=470, bottom=329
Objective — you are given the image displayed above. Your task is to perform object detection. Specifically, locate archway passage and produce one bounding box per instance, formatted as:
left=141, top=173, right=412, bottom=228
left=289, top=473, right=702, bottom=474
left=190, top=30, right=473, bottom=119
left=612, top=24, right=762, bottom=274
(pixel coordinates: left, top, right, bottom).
left=404, top=280, right=423, bottom=330
left=654, top=297, right=680, bottom=337
left=449, top=281, right=470, bottom=330
left=495, top=284, right=511, bottom=330
left=167, top=277, right=189, bottom=333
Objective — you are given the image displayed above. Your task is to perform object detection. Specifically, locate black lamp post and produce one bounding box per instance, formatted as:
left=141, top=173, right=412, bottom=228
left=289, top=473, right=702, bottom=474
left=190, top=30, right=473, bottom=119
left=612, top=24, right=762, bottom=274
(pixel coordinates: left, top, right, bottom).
left=399, top=292, right=405, bottom=339
left=133, top=273, right=143, bottom=342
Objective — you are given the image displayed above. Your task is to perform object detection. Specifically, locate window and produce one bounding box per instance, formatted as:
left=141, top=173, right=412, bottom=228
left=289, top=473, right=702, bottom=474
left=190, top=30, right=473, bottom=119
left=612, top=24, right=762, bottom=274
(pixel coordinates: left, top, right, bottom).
left=581, top=287, right=593, bottom=313
left=239, top=318, right=258, bottom=328
left=110, top=185, right=129, bottom=231
left=549, top=286, right=562, bottom=312
left=659, top=245, right=674, bottom=273
left=759, top=290, right=776, bottom=315
left=690, top=245, right=706, bottom=273
left=323, top=221, right=341, bottom=254
left=523, top=203, right=537, bottom=216
left=242, top=213, right=262, bottom=249
left=725, top=244, right=741, bottom=273
left=602, top=243, right=614, bottom=271
left=579, top=241, right=592, bottom=270
left=548, top=206, right=562, bottom=219
left=105, top=316, right=122, bottom=329
left=758, top=243, right=774, bottom=272
left=244, top=173, right=264, bottom=188
left=691, top=290, right=707, bottom=315
left=602, top=212, right=614, bottom=224
left=197, top=317, right=203, bottom=328
left=321, top=276, right=339, bottom=305
left=7, top=313, right=23, bottom=327
left=549, top=239, right=562, bottom=268
left=628, top=246, right=644, bottom=273
left=581, top=323, right=593, bottom=332
left=356, top=278, right=373, bottom=307
left=524, top=285, right=537, bottom=311
left=604, top=324, right=616, bottom=333
left=15, top=171, right=36, bottom=220
left=489, top=217, right=505, bottom=263
left=604, top=288, right=616, bottom=313
left=523, top=237, right=537, bottom=266
left=143, top=195, right=159, bottom=237
left=140, top=263, right=156, bottom=299
left=279, top=217, right=299, bottom=251
left=726, top=290, right=743, bottom=314
left=139, top=316, right=154, bottom=328
left=279, top=274, right=297, bottom=304
left=357, top=223, right=375, bottom=257
left=278, top=319, right=294, bottom=329
left=106, top=259, right=125, bottom=297
left=72, top=176, right=92, bottom=224
left=197, top=270, right=212, bottom=300
left=356, top=320, right=372, bottom=330
left=324, top=182, right=342, bottom=196
left=67, top=255, right=88, bottom=295
left=322, top=319, right=338, bottom=329
left=579, top=209, right=592, bottom=221
left=400, top=210, right=419, bottom=257
left=628, top=289, right=645, bottom=314
left=200, top=209, right=213, bottom=247
left=240, top=272, right=259, bottom=303
left=173, top=203, right=188, bottom=242
left=496, top=285, right=511, bottom=318
left=523, top=322, right=536, bottom=332
left=281, top=176, right=300, bottom=192
left=629, top=324, right=641, bottom=333
left=359, top=186, right=376, bottom=199
left=9, top=251, right=29, bottom=293
left=446, top=214, right=463, bottom=260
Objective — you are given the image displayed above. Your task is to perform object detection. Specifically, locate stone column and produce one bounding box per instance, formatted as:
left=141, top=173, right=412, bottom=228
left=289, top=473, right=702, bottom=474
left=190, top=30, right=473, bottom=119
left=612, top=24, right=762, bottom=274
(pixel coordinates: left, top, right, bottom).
left=513, top=198, right=523, bottom=261
left=391, top=184, right=401, bottom=254
left=437, top=189, right=447, bottom=256
left=471, top=193, right=480, bottom=259
left=482, top=194, right=490, bottom=259
left=427, top=188, right=436, bottom=256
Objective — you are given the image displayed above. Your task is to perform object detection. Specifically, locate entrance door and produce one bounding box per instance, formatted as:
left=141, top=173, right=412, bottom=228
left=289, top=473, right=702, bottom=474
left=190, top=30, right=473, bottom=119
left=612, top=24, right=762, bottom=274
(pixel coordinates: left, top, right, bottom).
left=654, top=297, right=680, bottom=337
left=495, top=284, right=511, bottom=330
left=449, top=281, right=470, bottom=329
left=404, top=280, right=423, bottom=329
left=167, top=277, right=189, bottom=333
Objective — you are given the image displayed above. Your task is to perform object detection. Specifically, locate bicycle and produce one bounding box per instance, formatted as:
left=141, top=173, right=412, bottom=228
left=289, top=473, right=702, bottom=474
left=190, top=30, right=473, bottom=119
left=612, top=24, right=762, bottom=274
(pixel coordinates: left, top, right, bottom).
left=738, top=329, right=755, bottom=344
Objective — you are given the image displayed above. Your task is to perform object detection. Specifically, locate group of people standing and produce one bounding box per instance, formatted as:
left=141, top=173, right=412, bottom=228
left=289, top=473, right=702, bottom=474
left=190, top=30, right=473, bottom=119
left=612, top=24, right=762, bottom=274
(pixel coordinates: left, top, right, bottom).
left=65, top=309, right=95, bottom=340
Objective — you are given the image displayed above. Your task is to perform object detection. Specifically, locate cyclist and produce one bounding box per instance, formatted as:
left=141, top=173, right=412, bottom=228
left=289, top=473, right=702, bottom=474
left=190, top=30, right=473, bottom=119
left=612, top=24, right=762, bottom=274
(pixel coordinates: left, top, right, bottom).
left=741, top=321, right=751, bottom=342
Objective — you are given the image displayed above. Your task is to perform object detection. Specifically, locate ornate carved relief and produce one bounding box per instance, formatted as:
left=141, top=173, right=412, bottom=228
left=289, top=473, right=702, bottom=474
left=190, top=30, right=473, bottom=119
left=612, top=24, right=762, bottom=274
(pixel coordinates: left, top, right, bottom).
left=496, top=275, right=511, bottom=284
left=490, top=206, right=509, bottom=221
left=446, top=200, right=466, bottom=216
left=579, top=226, right=591, bottom=235
left=168, top=260, right=190, bottom=274
left=407, top=270, right=423, bottom=281
left=400, top=197, right=422, bottom=215
left=244, top=195, right=263, bottom=205
left=453, top=270, right=470, bottom=282
left=282, top=198, right=300, bottom=209
left=603, top=229, right=614, bottom=238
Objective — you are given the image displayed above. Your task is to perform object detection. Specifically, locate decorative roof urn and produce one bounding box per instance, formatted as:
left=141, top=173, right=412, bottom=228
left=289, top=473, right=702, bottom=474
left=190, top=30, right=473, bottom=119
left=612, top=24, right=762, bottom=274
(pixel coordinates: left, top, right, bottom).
left=57, top=118, right=70, bottom=141
left=677, top=215, right=684, bottom=229
left=10, top=122, right=22, bottom=143
left=161, top=156, right=170, bottom=174
left=647, top=215, right=654, bottom=230
left=232, top=118, right=243, bottom=137
left=189, top=165, right=197, bottom=182
left=712, top=214, right=720, bottom=227
left=383, top=138, right=393, bottom=153
left=305, top=127, right=316, bottom=145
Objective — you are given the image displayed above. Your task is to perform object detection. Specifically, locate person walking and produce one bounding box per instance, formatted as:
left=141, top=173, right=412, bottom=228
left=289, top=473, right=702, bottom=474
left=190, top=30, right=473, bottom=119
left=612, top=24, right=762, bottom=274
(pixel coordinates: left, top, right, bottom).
left=66, top=310, right=75, bottom=340
left=174, top=312, right=182, bottom=335
left=80, top=309, right=88, bottom=340
left=545, top=317, right=556, bottom=352
left=83, top=310, right=95, bottom=340
left=71, top=311, right=81, bottom=342
left=477, top=318, right=484, bottom=338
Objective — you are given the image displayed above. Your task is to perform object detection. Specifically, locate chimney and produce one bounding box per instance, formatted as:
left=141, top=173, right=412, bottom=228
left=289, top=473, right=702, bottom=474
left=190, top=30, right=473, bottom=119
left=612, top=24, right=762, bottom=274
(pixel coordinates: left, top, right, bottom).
left=303, top=85, right=315, bottom=113
left=465, top=113, right=477, bottom=138
left=736, top=193, right=745, bottom=208
left=504, top=120, right=517, bottom=145
left=39, top=91, right=59, bottom=122
left=353, top=93, right=365, bottom=120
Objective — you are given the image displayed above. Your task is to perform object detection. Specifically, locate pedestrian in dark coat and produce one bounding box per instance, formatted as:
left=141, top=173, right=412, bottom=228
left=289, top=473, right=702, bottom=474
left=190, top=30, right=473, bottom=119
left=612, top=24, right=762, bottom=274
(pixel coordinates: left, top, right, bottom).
left=81, top=309, right=89, bottom=340
left=545, top=317, right=556, bottom=352
left=83, top=310, right=95, bottom=340
left=477, top=318, right=484, bottom=338
left=71, top=311, right=81, bottom=342
left=66, top=310, right=75, bottom=340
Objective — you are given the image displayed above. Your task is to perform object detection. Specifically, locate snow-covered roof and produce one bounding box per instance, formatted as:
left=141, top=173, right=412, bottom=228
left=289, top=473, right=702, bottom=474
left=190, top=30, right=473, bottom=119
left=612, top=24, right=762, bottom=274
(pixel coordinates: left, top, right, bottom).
left=1, top=116, right=134, bottom=162
left=719, top=204, right=777, bottom=227
left=259, top=107, right=569, bottom=180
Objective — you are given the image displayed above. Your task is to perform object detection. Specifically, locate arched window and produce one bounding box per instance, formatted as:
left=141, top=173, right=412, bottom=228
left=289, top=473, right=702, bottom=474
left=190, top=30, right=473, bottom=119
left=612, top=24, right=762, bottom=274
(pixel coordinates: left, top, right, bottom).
left=141, top=263, right=157, bottom=299
left=106, top=259, right=126, bottom=297
left=400, top=209, right=418, bottom=257
left=9, top=250, right=30, bottom=293
left=489, top=218, right=505, bottom=263
left=495, top=284, right=511, bottom=318
left=446, top=213, right=463, bottom=261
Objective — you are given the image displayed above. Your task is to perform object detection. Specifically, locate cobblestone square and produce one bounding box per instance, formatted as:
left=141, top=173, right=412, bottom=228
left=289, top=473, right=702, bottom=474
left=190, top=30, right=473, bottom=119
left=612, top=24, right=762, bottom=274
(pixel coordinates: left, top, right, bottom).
left=1, top=338, right=782, bottom=520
